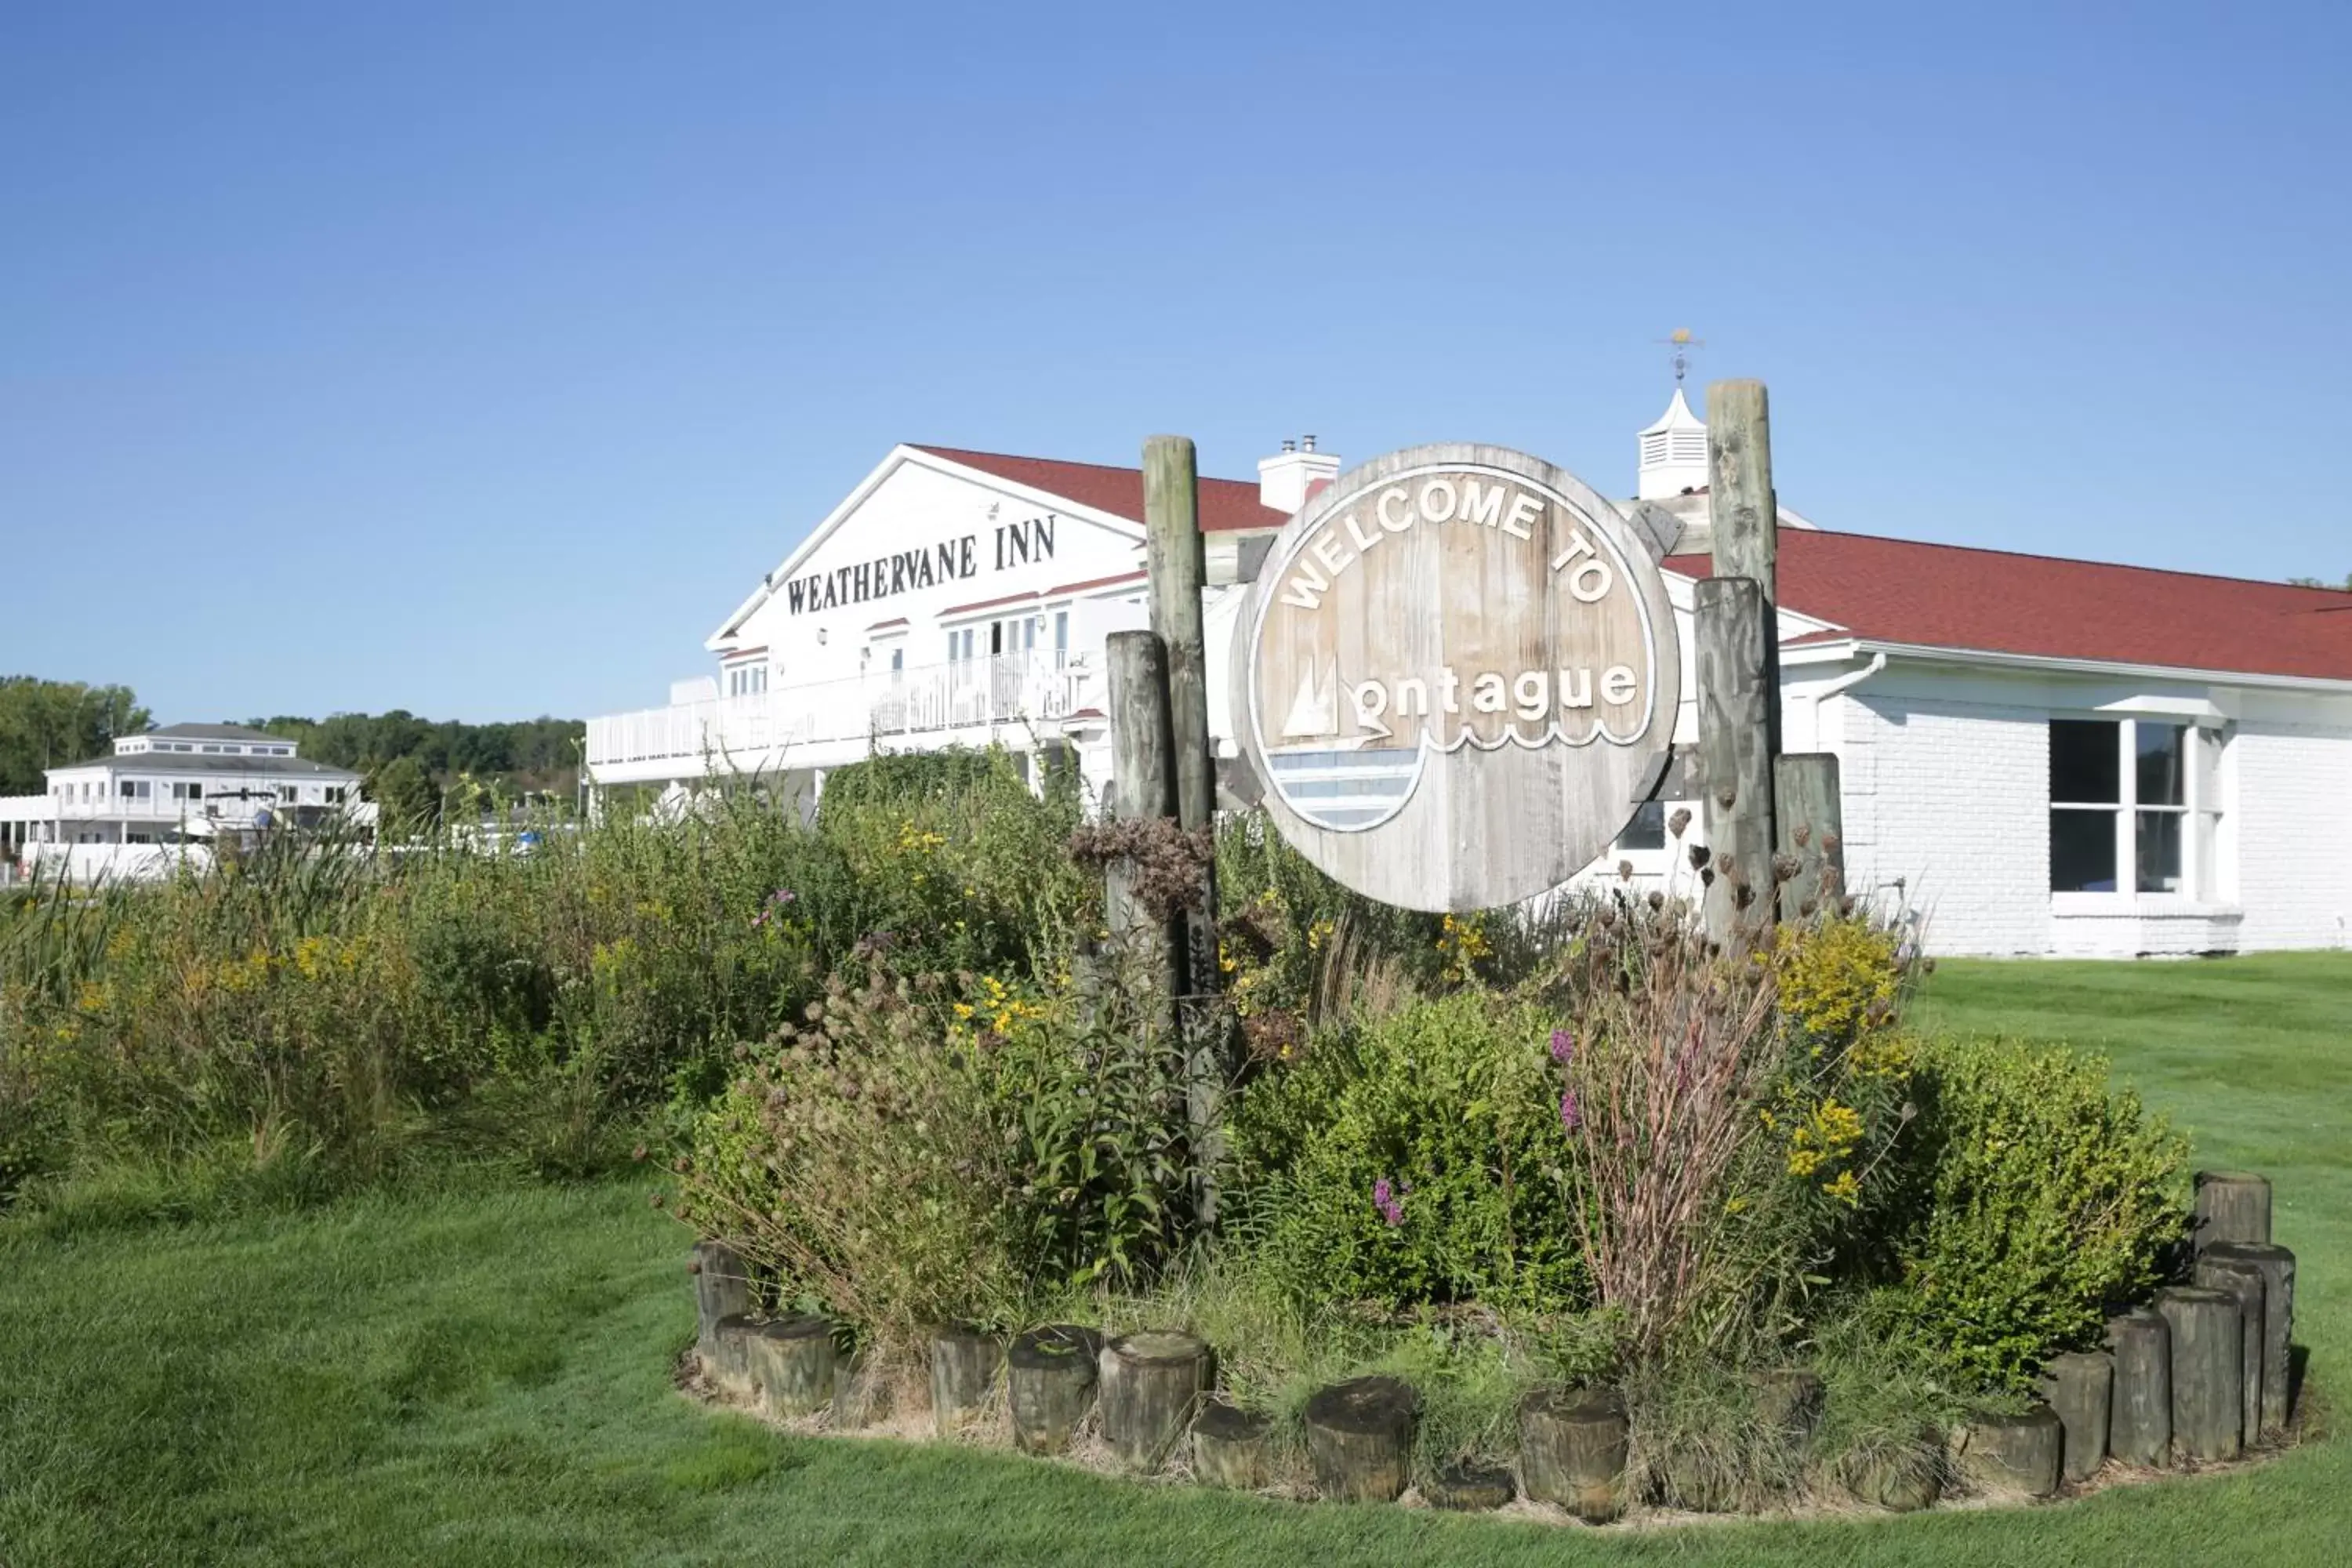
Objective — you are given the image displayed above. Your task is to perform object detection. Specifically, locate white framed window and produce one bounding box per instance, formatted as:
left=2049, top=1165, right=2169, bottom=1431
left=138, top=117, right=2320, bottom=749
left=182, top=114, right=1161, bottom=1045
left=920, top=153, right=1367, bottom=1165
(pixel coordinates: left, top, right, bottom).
left=172, top=782, right=204, bottom=803
left=725, top=664, right=768, bottom=697
left=2049, top=717, right=2223, bottom=898
left=325, top=786, right=347, bottom=805
left=118, top=779, right=151, bottom=800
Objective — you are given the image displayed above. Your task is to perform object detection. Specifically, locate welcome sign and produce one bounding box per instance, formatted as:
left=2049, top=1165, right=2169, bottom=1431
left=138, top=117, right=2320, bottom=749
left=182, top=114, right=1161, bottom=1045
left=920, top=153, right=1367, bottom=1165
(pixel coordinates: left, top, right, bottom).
left=1234, top=445, right=1681, bottom=911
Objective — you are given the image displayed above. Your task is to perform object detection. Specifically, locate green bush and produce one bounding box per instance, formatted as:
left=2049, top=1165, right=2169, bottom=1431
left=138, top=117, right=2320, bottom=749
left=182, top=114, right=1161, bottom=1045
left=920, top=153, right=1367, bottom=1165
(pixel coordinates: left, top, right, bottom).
left=1871, top=1034, right=2188, bottom=1387
left=1233, top=991, right=1584, bottom=1314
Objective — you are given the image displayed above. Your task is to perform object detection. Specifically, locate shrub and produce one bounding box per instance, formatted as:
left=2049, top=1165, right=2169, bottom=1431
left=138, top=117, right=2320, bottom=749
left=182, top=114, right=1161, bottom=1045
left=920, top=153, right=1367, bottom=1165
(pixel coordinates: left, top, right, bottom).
left=1871, top=1034, right=2188, bottom=1387
left=1234, top=991, right=1584, bottom=1314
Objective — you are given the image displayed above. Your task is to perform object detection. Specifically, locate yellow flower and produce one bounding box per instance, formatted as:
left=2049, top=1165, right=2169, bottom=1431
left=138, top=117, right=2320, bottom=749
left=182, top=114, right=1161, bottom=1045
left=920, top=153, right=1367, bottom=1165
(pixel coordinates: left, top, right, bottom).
left=1824, top=1170, right=1861, bottom=1206
left=1786, top=1146, right=1824, bottom=1178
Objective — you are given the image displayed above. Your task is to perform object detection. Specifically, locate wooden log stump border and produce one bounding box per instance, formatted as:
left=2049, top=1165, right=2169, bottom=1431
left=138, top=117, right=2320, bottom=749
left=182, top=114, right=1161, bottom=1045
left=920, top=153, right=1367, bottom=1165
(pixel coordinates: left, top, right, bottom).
left=930, top=1323, right=1005, bottom=1439
left=2106, top=1307, right=2171, bottom=1466
left=746, top=1314, right=837, bottom=1418
left=1956, top=1405, right=2063, bottom=1500
left=1007, top=1324, right=1103, bottom=1456
left=1099, top=1330, right=1211, bottom=1473
left=1519, top=1385, right=1630, bottom=1523
left=1304, top=1376, right=1419, bottom=1503
left=2157, top=1285, right=2244, bottom=1464
left=2192, top=1171, right=2271, bottom=1256
left=1190, top=1398, right=1273, bottom=1490
left=2203, top=1240, right=2296, bottom=1439
left=2037, top=1350, right=2112, bottom=1483
left=1425, top=1459, right=1515, bottom=1511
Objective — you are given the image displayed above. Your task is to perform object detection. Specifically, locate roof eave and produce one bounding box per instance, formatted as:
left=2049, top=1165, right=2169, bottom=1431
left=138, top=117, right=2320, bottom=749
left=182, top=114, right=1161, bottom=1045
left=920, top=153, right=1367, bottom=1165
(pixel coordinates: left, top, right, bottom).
left=1850, top=638, right=2352, bottom=695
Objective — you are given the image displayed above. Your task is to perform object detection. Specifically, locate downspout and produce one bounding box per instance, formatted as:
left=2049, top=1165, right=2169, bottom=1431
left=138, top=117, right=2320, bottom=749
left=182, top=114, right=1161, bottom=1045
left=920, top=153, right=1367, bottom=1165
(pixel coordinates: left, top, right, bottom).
left=1796, top=649, right=1887, bottom=750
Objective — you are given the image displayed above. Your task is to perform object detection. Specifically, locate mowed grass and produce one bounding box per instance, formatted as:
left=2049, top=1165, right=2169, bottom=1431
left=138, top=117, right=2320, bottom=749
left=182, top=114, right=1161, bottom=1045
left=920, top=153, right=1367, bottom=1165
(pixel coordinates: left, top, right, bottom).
left=2, top=953, right=2348, bottom=1567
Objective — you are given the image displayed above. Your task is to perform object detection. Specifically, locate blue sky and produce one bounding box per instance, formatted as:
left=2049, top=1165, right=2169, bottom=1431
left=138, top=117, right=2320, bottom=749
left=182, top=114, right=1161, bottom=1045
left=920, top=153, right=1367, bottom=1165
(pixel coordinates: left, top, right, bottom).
left=4, top=2, right=2347, bottom=724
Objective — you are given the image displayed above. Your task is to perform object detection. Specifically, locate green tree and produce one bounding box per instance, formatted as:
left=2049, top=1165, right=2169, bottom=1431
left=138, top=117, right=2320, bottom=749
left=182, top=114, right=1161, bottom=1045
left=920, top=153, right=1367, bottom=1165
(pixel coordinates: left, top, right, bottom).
left=2287, top=572, right=2352, bottom=590
left=0, top=677, right=151, bottom=795
left=368, top=755, right=439, bottom=837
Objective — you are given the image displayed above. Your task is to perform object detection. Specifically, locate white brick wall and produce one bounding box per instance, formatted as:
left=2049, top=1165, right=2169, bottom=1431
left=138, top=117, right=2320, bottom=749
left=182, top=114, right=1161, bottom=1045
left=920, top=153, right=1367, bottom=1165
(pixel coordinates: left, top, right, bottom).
left=2231, top=724, right=2352, bottom=950
left=1836, top=695, right=2052, bottom=956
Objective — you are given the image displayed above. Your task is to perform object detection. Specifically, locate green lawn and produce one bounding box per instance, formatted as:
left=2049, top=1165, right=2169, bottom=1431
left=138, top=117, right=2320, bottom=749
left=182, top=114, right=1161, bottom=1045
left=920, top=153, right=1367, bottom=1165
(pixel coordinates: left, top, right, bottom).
left=4, top=953, right=2348, bottom=1566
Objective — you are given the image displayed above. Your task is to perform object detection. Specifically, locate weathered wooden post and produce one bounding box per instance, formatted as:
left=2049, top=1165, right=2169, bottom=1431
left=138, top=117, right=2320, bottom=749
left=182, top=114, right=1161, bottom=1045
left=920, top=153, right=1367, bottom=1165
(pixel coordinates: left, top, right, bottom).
left=2203, top=1240, right=2296, bottom=1437
left=1103, top=630, right=1184, bottom=1011
left=2157, top=1285, right=2243, bottom=1462
left=2038, top=1350, right=2114, bottom=1483
left=929, top=1323, right=1004, bottom=1437
left=2106, top=1307, right=2172, bottom=1465
left=2192, top=1171, right=2270, bottom=1254
left=1007, top=1323, right=1102, bottom=1455
left=1773, top=753, right=1843, bottom=920
left=1699, top=380, right=1782, bottom=942
left=1191, top=1398, right=1273, bottom=1489
left=1098, top=1330, right=1211, bottom=1472
left=1697, top=577, right=1774, bottom=939
left=746, top=1316, right=837, bottom=1418
left=2194, top=1253, right=2267, bottom=1447
left=1519, top=1385, right=1631, bottom=1522
left=690, top=1240, right=753, bottom=1362
left=1957, top=1404, right=2063, bottom=1498
left=1304, top=1376, right=1419, bottom=1503
left=1142, top=435, right=1230, bottom=1229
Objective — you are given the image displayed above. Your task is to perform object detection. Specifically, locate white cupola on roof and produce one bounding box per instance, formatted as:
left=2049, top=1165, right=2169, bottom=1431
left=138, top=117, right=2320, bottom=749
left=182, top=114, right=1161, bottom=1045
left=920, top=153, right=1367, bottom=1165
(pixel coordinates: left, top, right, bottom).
left=1636, top=387, right=1710, bottom=500
left=1258, top=434, right=1341, bottom=516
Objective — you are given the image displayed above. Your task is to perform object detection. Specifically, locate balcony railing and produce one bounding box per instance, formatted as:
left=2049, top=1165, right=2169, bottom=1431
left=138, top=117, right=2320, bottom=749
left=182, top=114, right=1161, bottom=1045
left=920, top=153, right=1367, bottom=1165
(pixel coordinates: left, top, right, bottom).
left=586, top=652, right=1099, bottom=771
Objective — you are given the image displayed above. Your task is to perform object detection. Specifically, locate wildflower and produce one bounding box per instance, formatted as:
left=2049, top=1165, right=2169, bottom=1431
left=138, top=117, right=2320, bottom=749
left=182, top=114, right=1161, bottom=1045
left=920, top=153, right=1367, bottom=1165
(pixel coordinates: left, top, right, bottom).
left=1559, top=1089, right=1581, bottom=1134
left=1372, top=1177, right=1404, bottom=1227
left=1824, top=1170, right=1861, bottom=1206
left=1548, top=1029, right=1575, bottom=1065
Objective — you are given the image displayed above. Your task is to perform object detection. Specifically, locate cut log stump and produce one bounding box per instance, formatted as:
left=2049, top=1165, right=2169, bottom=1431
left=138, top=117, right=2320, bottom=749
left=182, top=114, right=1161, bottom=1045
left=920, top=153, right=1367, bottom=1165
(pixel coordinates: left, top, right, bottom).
left=1425, top=1460, right=1515, bottom=1511
left=929, top=1324, right=1004, bottom=1439
left=2106, top=1308, right=2171, bottom=1465
left=691, top=1241, right=753, bottom=1359
left=708, top=1312, right=760, bottom=1400
left=2193, top=1171, right=2271, bottom=1255
left=1519, top=1386, right=1629, bottom=1523
left=1190, top=1399, right=1273, bottom=1490
left=1837, top=1430, right=1944, bottom=1513
left=1750, top=1367, right=1825, bottom=1446
left=1007, top=1324, right=1102, bottom=1456
left=1658, top=1446, right=1742, bottom=1513
left=746, top=1315, right=837, bottom=1418
left=1304, top=1376, right=1419, bottom=1503
left=2037, top=1350, right=2112, bottom=1483
left=833, top=1347, right=893, bottom=1430
left=1957, top=1404, right=2063, bottom=1499
left=2204, top=1241, right=2296, bottom=1438
left=2157, top=1286, right=2243, bottom=1463
left=2194, top=1255, right=2267, bottom=1450
left=1099, top=1330, right=1210, bottom=1472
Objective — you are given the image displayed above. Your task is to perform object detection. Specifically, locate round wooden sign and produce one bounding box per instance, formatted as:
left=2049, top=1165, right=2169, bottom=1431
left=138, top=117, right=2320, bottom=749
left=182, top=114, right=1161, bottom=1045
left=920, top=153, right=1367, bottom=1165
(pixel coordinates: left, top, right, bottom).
left=1232, top=444, right=1680, bottom=911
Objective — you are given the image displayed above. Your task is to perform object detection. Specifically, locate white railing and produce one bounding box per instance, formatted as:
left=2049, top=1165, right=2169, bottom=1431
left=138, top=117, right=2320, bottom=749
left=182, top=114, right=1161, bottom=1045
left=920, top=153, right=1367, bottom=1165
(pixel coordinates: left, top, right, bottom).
left=586, top=652, right=1099, bottom=771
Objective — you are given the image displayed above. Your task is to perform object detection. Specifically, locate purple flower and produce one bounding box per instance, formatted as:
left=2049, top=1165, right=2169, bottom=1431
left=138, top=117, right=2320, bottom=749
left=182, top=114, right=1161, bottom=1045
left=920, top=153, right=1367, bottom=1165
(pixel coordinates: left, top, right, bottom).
left=770, top=889, right=797, bottom=905
left=1372, top=1177, right=1404, bottom=1228
left=1549, top=1029, right=1576, bottom=1065
left=1559, top=1090, right=1581, bottom=1133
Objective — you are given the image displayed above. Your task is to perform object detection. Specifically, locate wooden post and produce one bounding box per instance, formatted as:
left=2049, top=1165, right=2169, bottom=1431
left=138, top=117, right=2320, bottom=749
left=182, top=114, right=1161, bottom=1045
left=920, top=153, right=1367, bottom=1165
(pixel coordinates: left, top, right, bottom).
left=1098, top=1330, right=1210, bottom=1472
left=1696, top=576, right=1775, bottom=941
left=1007, top=1324, right=1102, bottom=1456
left=1835, top=1433, right=1944, bottom=1513
left=1707, top=379, right=1781, bottom=719
left=1304, top=1376, right=1419, bottom=1503
left=2193, top=1171, right=2270, bottom=1254
left=1191, top=1398, right=1273, bottom=1490
left=746, top=1316, right=837, bottom=1418
left=1143, top=436, right=1231, bottom=1231
left=2106, top=1307, right=2172, bottom=1465
left=1773, top=753, right=1843, bottom=921
left=2194, top=1254, right=2267, bottom=1447
left=1957, top=1405, right=2063, bottom=1498
left=690, top=1240, right=753, bottom=1359
left=2157, top=1285, right=2243, bottom=1462
left=2038, top=1350, right=2114, bottom=1483
left=928, top=1324, right=1004, bottom=1438
left=1104, top=630, right=1183, bottom=1011
left=1426, top=1461, right=1515, bottom=1511
left=1519, top=1386, right=1630, bottom=1522
left=2204, top=1241, right=2296, bottom=1438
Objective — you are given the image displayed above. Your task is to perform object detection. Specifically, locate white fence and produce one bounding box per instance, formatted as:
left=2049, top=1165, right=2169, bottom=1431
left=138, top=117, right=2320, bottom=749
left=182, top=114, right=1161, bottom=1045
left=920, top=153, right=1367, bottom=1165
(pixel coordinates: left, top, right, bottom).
left=587, top=652, right=1098, bottom=771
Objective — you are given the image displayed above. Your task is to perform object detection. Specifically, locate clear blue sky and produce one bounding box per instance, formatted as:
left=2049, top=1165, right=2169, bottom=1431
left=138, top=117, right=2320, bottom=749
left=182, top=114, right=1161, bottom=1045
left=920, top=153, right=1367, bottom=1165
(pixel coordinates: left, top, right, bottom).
left=4, top=2, right=2347, bottom=724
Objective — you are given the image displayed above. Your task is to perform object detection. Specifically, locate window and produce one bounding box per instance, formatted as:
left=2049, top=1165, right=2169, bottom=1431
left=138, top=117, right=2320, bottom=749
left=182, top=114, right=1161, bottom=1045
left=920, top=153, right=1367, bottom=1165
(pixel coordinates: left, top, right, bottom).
left=325, top=786, right=347, bottom=805
left=1054, top=610, right=1069, bottom=665
left=1617, top=799, right=1668, bottom=852
left=278, top=786, right=299, bottom=803
left=726, top=663, right=768, bottom=698
left=2048, top=718, right=2224, bottom=896
left=118, top=779, right=151, bottom=800
left=172, top=782, right=204, bottom=803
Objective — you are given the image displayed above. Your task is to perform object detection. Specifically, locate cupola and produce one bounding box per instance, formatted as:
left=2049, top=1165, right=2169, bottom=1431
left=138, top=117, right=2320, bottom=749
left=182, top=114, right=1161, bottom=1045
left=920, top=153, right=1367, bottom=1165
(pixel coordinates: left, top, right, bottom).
left=1258, top=434, right=1341, bottom=516
left=1635, top=388, right=1709, bottom=500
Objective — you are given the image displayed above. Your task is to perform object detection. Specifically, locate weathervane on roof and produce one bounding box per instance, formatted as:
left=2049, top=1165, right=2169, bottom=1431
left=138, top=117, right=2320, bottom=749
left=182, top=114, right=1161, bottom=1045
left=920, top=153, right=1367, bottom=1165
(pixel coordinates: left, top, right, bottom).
left=1658, top=328, right=1704, bottom=386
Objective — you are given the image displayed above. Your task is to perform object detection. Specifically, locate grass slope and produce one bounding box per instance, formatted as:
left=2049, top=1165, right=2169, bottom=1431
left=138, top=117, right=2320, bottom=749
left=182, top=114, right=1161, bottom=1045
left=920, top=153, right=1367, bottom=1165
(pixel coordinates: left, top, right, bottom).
left=2, top=953, right=2347, bottom=1566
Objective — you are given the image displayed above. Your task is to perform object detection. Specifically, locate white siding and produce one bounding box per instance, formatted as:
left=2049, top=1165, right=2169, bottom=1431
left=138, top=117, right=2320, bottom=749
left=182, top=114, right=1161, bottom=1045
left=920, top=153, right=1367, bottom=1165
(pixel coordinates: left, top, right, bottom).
left=2232, top=723, right=2352, bottom=950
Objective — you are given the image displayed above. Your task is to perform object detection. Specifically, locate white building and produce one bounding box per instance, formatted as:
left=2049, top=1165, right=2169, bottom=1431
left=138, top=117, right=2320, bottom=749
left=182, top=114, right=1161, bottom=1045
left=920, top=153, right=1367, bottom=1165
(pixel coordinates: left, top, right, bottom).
left=586, top=406, right=2352, bottom=957
left=0, top=723, right=365, bottom=867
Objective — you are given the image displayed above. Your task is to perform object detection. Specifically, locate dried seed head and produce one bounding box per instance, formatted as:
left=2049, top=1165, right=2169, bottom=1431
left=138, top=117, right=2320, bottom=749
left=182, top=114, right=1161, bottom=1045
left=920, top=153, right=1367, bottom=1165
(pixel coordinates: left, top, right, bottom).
left=1617, top=860, right=1635, bottom=881
left=1668, top=808, right=1692, bottom=838
left=1646, top=890, right=1665, bottom=912
left=1688, top=844, right=1712, bottom=871
left=1792, top=822, right=1813, bottom=848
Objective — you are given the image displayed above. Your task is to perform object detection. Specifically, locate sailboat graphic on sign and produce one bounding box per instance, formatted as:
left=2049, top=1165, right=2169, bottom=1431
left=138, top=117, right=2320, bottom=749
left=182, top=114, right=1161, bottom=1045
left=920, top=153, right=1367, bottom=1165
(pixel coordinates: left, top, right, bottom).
left=1279, top=661, right=1337, bottom=739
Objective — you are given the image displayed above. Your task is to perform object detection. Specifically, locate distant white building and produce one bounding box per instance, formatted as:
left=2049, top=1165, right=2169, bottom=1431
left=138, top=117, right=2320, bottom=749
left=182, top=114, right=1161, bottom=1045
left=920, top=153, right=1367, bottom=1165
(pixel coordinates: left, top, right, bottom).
left=587, top=401, right=2352, bottom=957
left=0, top=723, right=366, bottom=866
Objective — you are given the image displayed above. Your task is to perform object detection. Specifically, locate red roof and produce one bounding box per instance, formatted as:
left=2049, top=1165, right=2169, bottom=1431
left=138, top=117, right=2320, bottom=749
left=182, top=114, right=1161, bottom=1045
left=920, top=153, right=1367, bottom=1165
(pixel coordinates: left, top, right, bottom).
left=1670, top=531, right=2352, bottom=682
left=914, top=445, right=1288, bottom=534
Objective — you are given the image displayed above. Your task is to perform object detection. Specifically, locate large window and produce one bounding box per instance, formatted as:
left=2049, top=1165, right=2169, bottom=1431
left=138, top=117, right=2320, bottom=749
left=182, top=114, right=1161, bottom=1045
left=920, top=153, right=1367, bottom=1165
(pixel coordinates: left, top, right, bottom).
left=2049, top=718, right=2223, bottom=896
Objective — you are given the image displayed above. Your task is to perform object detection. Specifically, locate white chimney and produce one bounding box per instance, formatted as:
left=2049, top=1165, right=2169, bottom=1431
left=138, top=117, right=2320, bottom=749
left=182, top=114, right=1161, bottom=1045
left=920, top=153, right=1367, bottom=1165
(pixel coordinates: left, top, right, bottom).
left=1635, top=389, right=1709, bottom=500
left=1258, top=434, right=1341, bottom=516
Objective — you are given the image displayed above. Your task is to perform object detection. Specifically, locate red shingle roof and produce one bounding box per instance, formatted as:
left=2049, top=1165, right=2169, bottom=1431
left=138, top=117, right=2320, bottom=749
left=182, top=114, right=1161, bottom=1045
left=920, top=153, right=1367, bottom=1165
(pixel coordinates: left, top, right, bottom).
left=914, top=445, right=1288, bottom=534
left=1670, top=531, right=2352, bottom=682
